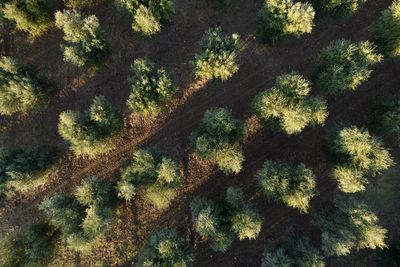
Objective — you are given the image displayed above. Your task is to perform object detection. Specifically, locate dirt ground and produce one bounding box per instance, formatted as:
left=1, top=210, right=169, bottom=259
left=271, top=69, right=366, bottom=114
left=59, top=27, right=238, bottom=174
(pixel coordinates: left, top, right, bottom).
left=0, top=0, right=399, bottom=266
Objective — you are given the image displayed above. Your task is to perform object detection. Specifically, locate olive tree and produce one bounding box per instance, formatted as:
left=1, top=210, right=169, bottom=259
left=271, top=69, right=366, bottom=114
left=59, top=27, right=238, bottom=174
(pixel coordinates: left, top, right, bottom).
left=261, top=237, right=324, bottom=267
left=252, top=72, right=328, bottom=135
left=58, top=95, right=122, bottom=157
left=323, top=126, right=393, bottom=193
left=115, top=0, right=174, bottom=37
left=126, top=58, right=176, bottom=117
left=313, top=195, right=387, bottom=257
left=55, top=10, right=109, bottom=70
left=256, top=0, right=315, bottom=44
left=313, top=0, right=367, bottom=17
left=116, top=147, right=181, bottom=211
left=136, top=228, right=195, bottom=266
left=190, top=108, right=247, bottom=175
left=370, top=0, right=400, bottom=60
left=314, top=39, right=382, bottom=95
left=257, top=161, right=318, bottom=213
left=40, top=176, right=115, bottom=253
left=191, top=27, right=241, bottom=81
left=368, top=96, right=400, bottom=146
left=190, top=187, right=262, bottom=252
left=0, top=56, right=50, bottom=115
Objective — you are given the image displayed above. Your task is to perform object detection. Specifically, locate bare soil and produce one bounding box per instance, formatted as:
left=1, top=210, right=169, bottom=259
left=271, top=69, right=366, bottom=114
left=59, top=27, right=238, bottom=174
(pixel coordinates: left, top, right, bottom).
left=0, top=0, right=399, bottom=266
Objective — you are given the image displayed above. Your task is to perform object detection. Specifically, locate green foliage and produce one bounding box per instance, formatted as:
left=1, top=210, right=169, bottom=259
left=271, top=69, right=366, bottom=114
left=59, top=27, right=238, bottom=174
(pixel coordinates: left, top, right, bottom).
left=189, top=108, right=247, bottom=175
left=257, top=161, right=318, bottom=213
left=55, top=10, right=109, bottom=70
left=115, top=0, right=173, bottom=37
left=313, top=0, right=367, bottom=17
left=191, top=27, right=241, bottom=81
left=370, top=0, right=400, bottom=60
left=313, top=195, right=387, bottom=257
left=368, top=96, right=400, bottom=146
left=323, top=126, right=393, bottom=193
left=0, top=222, right=59, bottom=267
left=126, top=58, right=176, bottom=117
left=261, top=237, right=324, bottom=267
left=116, top=147, right=181, bottom=210
left=0, top=145, right=59, bottom=197
left=58, top=95, right=122, bottom=157
left=0, top=56, right=50, bottom=115
left=2, top=0, right=53, bottom=36
left=256, top=0, right=315, bottom=44
left=190, top=187, right=262, bottom=252
left=136, top=228, right=195, bottom=266
left=63, top=0, right=103, bottom=8
left=314, top=39, right=382, bottom=95
left=252, top=72, right=328, bottom=135
left=40, top=176, right=115, bottom=253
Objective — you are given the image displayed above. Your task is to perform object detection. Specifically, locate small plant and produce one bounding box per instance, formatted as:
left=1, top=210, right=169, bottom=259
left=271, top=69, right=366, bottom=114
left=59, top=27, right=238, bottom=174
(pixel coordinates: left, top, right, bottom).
left=115, top=0, right=174, bottom=37
left=313, top=0, right=367, bottom=17
left=313, top=195, right=387, bottom=257
left=2, top=0, right=53, bottom=36
left=136, top=228, right=195, bottom=266
left=116, top=147, right=181, bottom=210
left=126, top=58, right=176, bottom=117
left=252, top=72, right=328, bottom=135
left=368, top=96, right=400, bottom=146
left=190, top=187, right=262, bottom=252
left=323, top=126, right=393, bottom=193
left=370, top=0, right=400, bottom=60
left=55, top=10, right=109, bottom=70
left=190, top=108, right=247, bottom=175
left=313, top=39, right=382, bottom=95
left=257, top=161, right=318, bottom=213
left=63, top=0, right=103, bottom=8
left=191, top=27, right=241, bottom=81
left=0, top=222, right=59, bottom=267
left=256, top=0, right=315, bottom=44
left=40, top=176, right=115, bottom=253
left=58, top=95, right=122, bottom=157
left=0, top=145, right=59, bottom=197
left=261, top=237, right=324, bottom=267
left=0, top=56, right=50, bottom=115
left=213, top=0, right=235, bottom=9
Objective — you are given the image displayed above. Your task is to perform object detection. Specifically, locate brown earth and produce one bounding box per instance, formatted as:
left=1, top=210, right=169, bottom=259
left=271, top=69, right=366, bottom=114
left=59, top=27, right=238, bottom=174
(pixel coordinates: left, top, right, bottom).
left=0, top=0, right=399, bottom=266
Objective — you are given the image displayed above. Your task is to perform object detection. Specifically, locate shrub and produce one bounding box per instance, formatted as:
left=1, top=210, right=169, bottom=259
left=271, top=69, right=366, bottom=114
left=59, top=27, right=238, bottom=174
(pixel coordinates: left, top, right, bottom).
left=313, top=39, right=382, bottom=95
left=370, top=0, right=400, bottom=60
left=58, top=95, right=122, bottom=157
left=55, top=10, right=109, bottom=70
left=368, top=96, right=400, bottom=146
left=252, top=72, right=328, bottom=135
left=0, top=145, right=59, bottom=197
left=136, top=228, right=195, bottom=266
left=40, top=176, right=115, bottom=253
left=2, top=0, right=53, bottom=36
left=0, top=222, right=59, bottom=267
left=116, top=147, right=181, bottom=210
left=261, top=237, right=324, bottom=267
left=257, top=161, right=318, bottom=213
left=0, top=56, right=50, bottom=115
left=313, top=195, right=387, bottom=257
left=191, top=27, right=241, bottom=81
left=313, top=0, right=366, bottom=17
left=190, top=187, right=262, bottom=251
left=63, top=0, right=103, bottom=8
left=189, top=108, right=247, bottom=175
left=115, top=0, right=173, bottom=37
left=256, top=0, right=315, bottom=44
left=323, top=126, right=393, bottom=193
left=126, top=58, right=176, bottom=117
